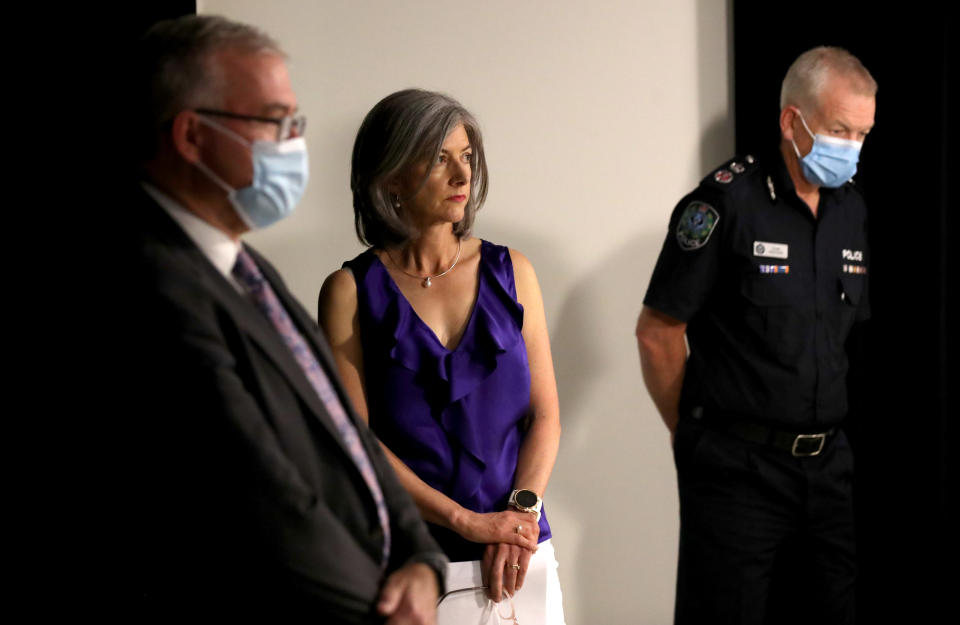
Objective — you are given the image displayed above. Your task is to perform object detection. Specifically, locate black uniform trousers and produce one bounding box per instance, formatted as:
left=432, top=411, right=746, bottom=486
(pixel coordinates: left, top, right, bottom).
left=672, top=415, right=856, bottom=625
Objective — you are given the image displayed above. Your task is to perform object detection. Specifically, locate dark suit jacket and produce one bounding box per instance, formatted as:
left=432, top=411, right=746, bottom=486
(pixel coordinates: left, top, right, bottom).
left=127, top=187, right=445, bottom=621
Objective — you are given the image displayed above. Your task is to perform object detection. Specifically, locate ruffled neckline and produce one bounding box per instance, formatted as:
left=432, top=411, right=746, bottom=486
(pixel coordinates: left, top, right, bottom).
left=366, top=240, right=525, bottom=406
left=351, top=240, right=530, bottom=506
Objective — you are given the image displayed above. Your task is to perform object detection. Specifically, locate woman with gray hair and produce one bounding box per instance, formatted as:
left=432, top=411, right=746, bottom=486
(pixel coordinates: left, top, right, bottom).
left=319, top=89, right=565, bottom=622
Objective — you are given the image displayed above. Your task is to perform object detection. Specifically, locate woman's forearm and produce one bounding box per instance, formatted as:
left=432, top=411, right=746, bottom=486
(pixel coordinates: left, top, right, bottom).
left=377, top=441, right=465, bottom=529
left=512, top=408, right=561, bottom=499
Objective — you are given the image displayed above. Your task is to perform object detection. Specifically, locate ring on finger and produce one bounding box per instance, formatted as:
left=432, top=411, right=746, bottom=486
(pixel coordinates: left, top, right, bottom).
left=515, top=524, right=523, bottom=534
left=508, top=563, right=521, bottom=570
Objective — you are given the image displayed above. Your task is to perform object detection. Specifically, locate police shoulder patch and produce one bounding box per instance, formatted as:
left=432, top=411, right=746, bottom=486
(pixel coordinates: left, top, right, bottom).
left=676, top=201, right=719, bottom=251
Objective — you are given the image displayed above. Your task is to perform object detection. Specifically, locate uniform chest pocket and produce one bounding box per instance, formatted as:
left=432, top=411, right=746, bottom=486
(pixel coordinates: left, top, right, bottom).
left=834, top=274, right=866, bottom=339
left=838, top=274, right=864, bottom=307
left=739, top=273, right=813, bottom=365
left=739, top=272, right=809, bottom=306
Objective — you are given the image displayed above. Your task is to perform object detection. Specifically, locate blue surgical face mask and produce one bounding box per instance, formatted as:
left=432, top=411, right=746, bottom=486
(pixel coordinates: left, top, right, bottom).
left=193, top=116, right=309, bottom=229
left=791, top=110, right=862, bottom=188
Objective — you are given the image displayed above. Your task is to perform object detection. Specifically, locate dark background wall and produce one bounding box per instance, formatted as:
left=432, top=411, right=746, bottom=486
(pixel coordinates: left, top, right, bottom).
left=78, top=2, right=199, bottom=613
left=734, top=2, right=953, bottom=622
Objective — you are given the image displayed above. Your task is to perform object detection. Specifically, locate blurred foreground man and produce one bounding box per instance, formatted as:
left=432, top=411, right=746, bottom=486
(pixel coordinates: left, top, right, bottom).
left=130, top=15, right=445, bottom=622
left=636, top=46, right=876, bottom=624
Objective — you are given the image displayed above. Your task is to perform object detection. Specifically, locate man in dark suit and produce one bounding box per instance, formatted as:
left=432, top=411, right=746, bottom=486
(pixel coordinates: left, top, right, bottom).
left=128, top=15, right=446, bottom=622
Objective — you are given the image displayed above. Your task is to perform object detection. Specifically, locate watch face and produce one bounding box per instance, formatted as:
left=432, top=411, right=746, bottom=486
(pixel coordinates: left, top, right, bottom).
left=515, top=490, right=538, bottom=508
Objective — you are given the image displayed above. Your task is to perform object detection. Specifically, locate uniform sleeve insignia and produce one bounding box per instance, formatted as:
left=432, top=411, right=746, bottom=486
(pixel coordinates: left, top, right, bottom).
left=676, top=201, right=719, bottom=251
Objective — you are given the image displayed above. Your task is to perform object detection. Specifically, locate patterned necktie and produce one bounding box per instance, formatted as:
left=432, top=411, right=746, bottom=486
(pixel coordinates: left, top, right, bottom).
left=232, top=248, right=390, bottom=568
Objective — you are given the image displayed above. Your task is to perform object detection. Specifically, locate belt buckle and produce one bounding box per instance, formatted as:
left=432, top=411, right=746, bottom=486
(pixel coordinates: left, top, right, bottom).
left=791, top=433, right=826, bottom=457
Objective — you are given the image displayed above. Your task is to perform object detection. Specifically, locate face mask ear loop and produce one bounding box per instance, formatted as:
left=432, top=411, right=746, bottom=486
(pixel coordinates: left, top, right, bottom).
left=796, top=108, right=816, bottom=141
left=790, top=107, right=816, bottom=159
left=791, top=138, right=803, bottom=159
left=191, top=114, right=246, bottom=195
left=195, top=114, right=254, bottom=148
left=192, top=159, right=235, bottom=196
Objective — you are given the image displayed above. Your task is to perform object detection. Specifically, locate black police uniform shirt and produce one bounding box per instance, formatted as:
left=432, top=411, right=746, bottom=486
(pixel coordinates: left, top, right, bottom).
left=644, top=153, right=870, bottom=430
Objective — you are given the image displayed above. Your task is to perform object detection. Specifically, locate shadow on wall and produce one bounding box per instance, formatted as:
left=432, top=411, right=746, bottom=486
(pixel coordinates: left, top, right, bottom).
left=549, top=231, right=677, bottom=625
left=481, top=220, right=677, bottom=624
left=697, top=0, right=736, bottom=173
left=477, top=67, right=734, bottom=625
left=472, top=4, right=736, bottom=621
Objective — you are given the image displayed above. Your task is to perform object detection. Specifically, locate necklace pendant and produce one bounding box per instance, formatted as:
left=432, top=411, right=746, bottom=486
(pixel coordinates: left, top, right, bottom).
left=422, top=277, right=432, bottom=288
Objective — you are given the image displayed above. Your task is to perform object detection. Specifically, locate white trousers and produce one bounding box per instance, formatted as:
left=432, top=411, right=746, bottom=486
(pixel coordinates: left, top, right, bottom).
left=437, top=539, right=566, bottom=625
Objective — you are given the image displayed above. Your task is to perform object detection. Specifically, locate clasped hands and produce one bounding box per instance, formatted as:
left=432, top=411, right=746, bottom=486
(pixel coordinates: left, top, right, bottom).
left=459, top=508, right=540, bottom=601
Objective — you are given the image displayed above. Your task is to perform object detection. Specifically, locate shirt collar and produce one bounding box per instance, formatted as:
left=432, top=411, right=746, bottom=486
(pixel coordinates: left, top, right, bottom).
left=770, top=148, right=839, bottom=201
left=141, top=181, right=242, bottom=280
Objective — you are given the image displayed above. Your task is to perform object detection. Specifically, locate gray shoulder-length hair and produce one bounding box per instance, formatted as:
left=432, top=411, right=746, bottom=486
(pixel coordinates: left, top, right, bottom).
left=351, top=89, right=489, bottom=248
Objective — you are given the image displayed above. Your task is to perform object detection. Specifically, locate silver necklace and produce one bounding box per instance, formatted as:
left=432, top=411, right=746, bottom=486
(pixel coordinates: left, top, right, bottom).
left=386, top=238, right=462, bottom=288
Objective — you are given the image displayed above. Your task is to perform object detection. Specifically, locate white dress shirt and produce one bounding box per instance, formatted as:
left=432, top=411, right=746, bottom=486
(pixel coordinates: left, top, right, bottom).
left=142, top=182, right=244, bottom=292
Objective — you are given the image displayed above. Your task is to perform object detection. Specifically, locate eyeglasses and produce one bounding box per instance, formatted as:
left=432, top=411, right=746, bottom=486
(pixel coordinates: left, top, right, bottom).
left=194, top=108, right=307, bottom=141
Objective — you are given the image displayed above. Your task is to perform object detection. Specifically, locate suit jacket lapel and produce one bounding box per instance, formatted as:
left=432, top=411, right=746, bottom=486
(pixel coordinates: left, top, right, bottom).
left=247, top=247, right=356, bottom=409
left=216, top=262, right=360, bottom=463
left=246, top=246, right=377, bottom=453
left=140, top=195, right=360, bottom=464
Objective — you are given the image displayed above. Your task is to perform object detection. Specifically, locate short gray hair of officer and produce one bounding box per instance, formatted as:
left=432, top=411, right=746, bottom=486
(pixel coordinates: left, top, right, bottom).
left=780, top=46, right=877, bottom=112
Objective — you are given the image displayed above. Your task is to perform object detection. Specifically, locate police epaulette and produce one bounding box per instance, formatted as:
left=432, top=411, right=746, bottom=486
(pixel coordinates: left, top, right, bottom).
left=700, top=155, right=760, bottom=190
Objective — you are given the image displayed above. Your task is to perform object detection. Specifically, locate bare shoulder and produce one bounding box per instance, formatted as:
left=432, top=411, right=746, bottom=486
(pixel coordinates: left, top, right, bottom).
left=318, top=268, right=358, bottom=321
left=507, top=248, right=537, bottom=285
left=506, top=248, right=543, bottom=310
left=320, top=267, right=357, bottom=296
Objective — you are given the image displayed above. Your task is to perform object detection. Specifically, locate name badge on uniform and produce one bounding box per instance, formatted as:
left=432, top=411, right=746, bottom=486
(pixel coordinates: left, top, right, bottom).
left=753, top=241, right=788, bottom=259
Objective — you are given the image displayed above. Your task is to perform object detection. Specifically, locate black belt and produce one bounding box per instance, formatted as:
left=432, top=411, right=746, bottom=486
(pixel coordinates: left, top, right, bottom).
left=690, top=407, right=837, bottom=457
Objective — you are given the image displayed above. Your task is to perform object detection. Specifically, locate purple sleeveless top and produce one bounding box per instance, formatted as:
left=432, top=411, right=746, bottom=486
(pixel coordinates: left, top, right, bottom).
left=344, top=240, right=551, bottom=561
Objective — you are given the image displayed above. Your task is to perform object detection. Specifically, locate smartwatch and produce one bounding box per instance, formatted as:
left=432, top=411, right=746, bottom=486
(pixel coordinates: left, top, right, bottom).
left=508, top=489, right=542, bottom=521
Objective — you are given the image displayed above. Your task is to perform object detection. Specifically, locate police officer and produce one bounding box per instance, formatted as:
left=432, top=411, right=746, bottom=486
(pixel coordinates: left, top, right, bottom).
left=635, top=46, right=876, bottom=625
